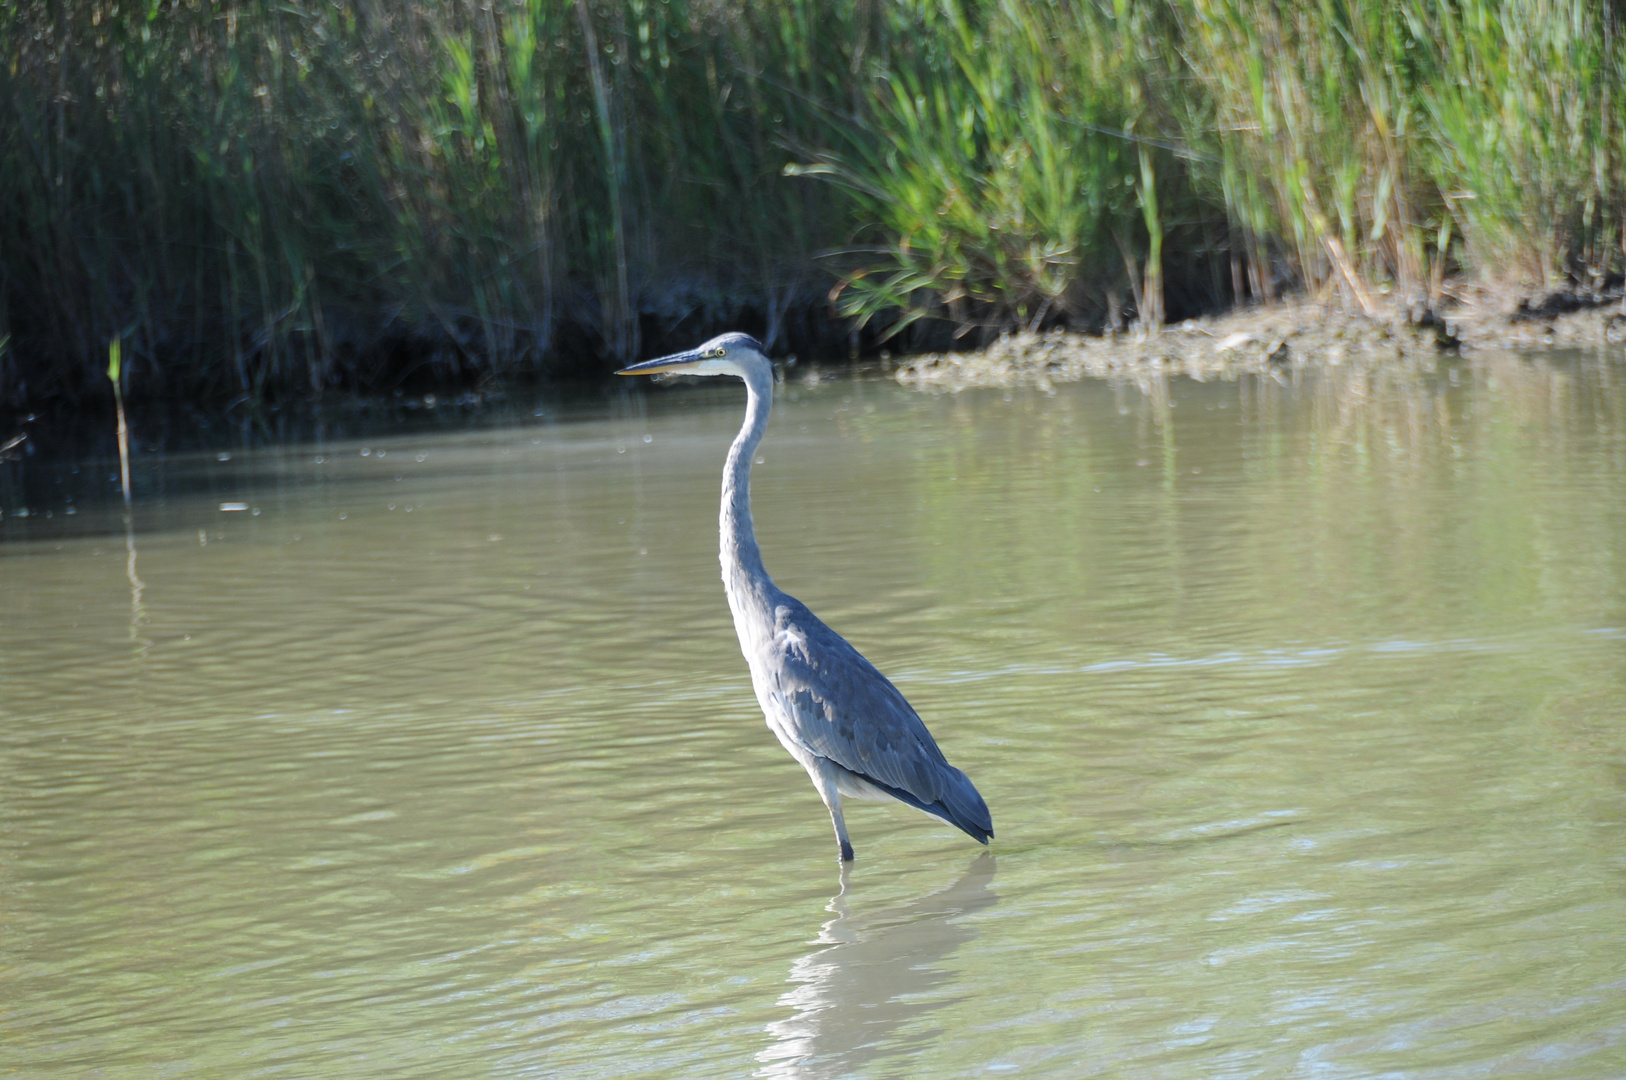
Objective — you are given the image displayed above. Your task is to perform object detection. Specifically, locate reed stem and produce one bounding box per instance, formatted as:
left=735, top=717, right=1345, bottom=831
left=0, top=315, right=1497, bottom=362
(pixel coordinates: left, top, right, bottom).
left=106, top=338, right=131, bottom=507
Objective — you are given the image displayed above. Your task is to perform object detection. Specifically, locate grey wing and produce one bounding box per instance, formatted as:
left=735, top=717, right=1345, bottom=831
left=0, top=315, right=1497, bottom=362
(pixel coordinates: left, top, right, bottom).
left=765, top=598, right=992, bottom=842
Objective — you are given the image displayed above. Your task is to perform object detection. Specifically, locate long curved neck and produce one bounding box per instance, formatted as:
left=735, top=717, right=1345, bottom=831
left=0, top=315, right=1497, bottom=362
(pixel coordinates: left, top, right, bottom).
left=721, top=363, right=776, bottom=613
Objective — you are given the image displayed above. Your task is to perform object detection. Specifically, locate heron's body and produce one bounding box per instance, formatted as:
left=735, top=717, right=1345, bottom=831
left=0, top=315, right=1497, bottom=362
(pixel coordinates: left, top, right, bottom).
left=620, top=333, right=992, bottom=861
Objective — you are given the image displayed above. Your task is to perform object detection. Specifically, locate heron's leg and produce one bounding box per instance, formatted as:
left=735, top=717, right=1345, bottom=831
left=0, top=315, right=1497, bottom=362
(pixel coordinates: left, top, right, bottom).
left=829, top=803, right=855, bottom=863
left=811, top=758, right=856, bottom=862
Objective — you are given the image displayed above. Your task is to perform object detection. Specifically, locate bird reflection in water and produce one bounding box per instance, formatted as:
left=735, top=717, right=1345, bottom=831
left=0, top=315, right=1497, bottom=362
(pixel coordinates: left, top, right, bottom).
left=757, top=852, right=997, bottom=1078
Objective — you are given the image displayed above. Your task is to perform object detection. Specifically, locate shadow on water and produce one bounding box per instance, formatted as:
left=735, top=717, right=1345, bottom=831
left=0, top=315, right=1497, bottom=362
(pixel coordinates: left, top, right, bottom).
left=758, top=853, right=998, bottom=1078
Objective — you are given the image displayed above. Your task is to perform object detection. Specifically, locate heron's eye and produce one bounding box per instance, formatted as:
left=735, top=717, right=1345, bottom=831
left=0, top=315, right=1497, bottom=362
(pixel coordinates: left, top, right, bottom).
left=705, top=348, right=724, bottom=358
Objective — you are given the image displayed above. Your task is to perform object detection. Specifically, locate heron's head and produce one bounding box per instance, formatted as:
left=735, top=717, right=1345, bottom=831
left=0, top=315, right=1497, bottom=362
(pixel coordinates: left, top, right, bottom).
left=616, top=332, right=768, bottom=379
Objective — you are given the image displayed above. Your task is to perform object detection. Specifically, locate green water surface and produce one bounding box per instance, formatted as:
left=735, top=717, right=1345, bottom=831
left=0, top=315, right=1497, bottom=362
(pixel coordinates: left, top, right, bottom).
left=2, top=352, right=1623, bottom=1078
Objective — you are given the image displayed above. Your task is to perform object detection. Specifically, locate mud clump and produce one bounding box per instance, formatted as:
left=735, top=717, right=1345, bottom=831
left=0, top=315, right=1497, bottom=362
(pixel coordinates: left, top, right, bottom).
left=893, top=295, right=1622, bottom=393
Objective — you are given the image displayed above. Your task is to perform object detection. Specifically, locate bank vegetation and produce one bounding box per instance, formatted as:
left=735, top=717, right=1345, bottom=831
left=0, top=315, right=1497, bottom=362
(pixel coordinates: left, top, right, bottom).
left=2, top=0, right=1623, bottom=405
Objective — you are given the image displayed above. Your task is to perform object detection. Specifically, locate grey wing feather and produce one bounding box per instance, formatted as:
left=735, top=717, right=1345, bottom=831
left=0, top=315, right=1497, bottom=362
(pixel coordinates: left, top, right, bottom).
left=765, top=597, right=993, bottom=842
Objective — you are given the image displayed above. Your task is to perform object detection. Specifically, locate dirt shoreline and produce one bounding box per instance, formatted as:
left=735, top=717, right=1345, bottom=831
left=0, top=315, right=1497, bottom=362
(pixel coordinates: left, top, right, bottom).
left=892, top=294, right=1626, bottom=393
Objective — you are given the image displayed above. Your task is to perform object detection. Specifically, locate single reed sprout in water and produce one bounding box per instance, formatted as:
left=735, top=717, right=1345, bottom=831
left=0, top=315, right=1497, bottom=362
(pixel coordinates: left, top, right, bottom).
left=106, top=335, right=146, bottom=643
left=107, top=338, right=131, bottom=507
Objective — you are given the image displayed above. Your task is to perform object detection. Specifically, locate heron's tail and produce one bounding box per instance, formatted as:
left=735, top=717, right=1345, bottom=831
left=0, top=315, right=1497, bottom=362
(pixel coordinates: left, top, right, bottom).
left=935, top=766, right=994, bottom=844
left=867, top=765, right=993, bottom=844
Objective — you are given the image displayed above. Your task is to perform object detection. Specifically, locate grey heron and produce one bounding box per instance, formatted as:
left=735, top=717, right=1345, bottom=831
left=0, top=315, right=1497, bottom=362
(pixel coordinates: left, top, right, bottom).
left=618, top=332, right=993, bottom=861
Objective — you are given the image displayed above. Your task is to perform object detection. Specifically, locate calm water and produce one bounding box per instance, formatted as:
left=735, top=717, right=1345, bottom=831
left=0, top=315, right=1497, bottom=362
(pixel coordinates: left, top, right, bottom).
left=2, top=353, right=1624, bottom=1078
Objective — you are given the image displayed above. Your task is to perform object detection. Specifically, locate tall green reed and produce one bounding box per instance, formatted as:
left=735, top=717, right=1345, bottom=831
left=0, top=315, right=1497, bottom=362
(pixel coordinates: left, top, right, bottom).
left=790, top=0, right=1196, bottom=337
left=0, top=0, right=858, bottom=399
left=1177, top=0, right=1624, bottom=306
left=2, top=0, right=1624, bottom=406
left=1414, top=0, right=1618, bottom=289
left=1179, top=0, right=1435, bottom=311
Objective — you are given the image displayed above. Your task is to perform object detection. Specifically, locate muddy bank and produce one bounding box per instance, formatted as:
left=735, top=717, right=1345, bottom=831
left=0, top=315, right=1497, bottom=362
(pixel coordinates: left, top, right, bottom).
left=892, top=294, right=1626, bottom=393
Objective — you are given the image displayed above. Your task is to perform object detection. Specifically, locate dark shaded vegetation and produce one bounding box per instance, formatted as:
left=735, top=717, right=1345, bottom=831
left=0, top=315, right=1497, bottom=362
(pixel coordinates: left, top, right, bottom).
left=3, top=0, right=1624, bottom=410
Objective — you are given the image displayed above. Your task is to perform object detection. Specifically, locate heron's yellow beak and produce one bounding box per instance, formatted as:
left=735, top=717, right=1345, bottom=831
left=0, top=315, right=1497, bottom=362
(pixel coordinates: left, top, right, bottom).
left=616, top=350, right=702, bottom=375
